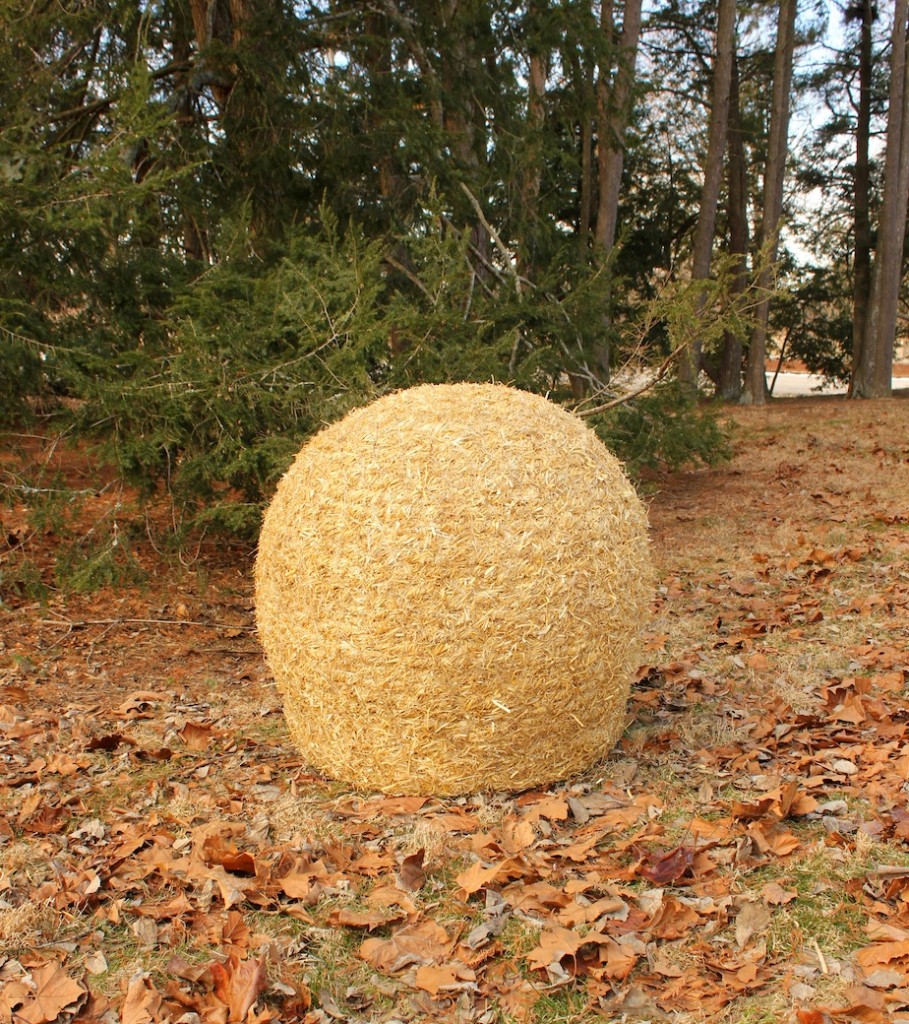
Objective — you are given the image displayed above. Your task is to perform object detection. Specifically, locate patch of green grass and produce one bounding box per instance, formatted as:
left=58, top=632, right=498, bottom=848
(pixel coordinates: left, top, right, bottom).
left=754, top=849, right=869, bottom=961
left=298, top=923, right=395, bottom=1009
left=529, top=989, right=591, bottom=1023
left=82, top=755, right=188, bottom=816
left=86, top=928, right=212, bottom=998
left=498, top=916, right=544, bottom=960
left=245, top=909, right=311, bottom=945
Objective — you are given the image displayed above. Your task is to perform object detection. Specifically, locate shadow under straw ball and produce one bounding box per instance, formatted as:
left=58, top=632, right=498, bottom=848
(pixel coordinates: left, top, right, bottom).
left=254, top=382, right=653, bottom=795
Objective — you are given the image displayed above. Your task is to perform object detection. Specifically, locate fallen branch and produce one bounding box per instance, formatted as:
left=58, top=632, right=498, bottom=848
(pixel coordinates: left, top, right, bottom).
left=458, top=182, right=525, bottom=297
left=573, top=342, right=687, bottom=416
left=41, top=616, right=256, bottom=632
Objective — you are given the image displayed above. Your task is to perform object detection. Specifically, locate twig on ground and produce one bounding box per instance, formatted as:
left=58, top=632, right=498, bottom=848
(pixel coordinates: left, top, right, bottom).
left=40, top=616, right=255, bottom=632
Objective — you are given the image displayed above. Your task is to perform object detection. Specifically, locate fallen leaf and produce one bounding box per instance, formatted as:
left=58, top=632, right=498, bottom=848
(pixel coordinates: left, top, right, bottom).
left=857, top=940, right=909, bottom=970
left=210, top=953, right=268, bottom=1021
left=735, top=900, right=772, bottom=948
left=519, top=794, right=569, bottom=824
left=84, top=951, right=108, bottom=975
left=525, top=927, right=585, bottom=970
left=761, top=881, right=797, bottom=905
left=202, top=834, right=258, bottom=875
left=456, top=857, right=523, bottom=897
left=648, top=894, right=701, bottom=940
left=370, top=796, right=427, bottom=815
left=360, top=921, right=452, bottom=973
left=413, top=962, right=477, bottom=996
left=180, top=721, right=215, bottom=750
left=796, top=1009, right=833, bottom=1024
left=638, top=845, right=695, bottom=885
left=12, top=962, right=86, bottom=1024
left=85, top=732, right=135, bottom=751
left=863, top=969, right=906, bottom=989
left=118, top=691, right=168, bottom=715
left=120, top=973, right=162, bottom=1024
left=397, top=849, right=426, bottom=891
left=328, top=906, right=402, bottom=930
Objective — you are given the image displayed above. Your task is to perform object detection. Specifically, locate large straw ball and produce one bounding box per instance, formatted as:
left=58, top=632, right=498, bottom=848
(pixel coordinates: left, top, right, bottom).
left=255, top=383, right=652, bottom=795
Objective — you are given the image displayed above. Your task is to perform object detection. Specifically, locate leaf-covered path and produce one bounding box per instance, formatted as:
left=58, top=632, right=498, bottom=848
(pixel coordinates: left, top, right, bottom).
left=2, top=396, right=909, bottom=1024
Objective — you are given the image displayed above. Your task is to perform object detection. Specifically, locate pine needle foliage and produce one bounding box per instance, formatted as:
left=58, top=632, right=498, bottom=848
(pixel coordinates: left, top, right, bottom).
left=77, top=210, right=669, bottom=536
left=0, top=0, right=741, bottom=558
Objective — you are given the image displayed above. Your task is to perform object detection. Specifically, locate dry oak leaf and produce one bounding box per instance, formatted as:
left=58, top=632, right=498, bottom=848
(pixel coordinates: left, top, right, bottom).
left=656, top=972, right=730, bottom=1013
left=219, top=909, right=253, bottom=955
left=555, top=831, right=602, bottom=863
left=423, top=810, right=482, bottom=832
left=596, top=983, right=667, bottom=1021
left=795, top=1010, right=834, bottom=1024
left=0, top=980, right=34, bottom=1023
left=747, top=821, right=801, bottom=857
left=120, top=972, right=163, bottom=1024
left=413, top=962, right=477, bottom=996
left=344, top=795, right=426, bottom=817
left=117, top=690, right=169, bottom=716
left=558, top=894, right=628, bottom=928
left=210, top=953, right=268, bottom=1022
left=501, top=818, right=537, bottom=852
left=857, top=941, right=909, bottom=970
left=277, top=858, right=332, bottom=901
left=647, top=894, right=701, bottom=940
left=525, top=927, right=585, bottom=970
left=595, top=936, right=642, bottom=981
left=195, top=862, right=255, bottom=909
left=0, top=962, right=86, bottom=1024
left=734, top=899, right=772, bottom=949
left=360, top=920, right=453, bottom=973
left=761, top=881, right=797, bottom=905
left=637, top=844, right=696, bottom=885
left=820, top=985, right=889, bottom=1023
left=202, top=834, right=258, bottom=876
left=366, top=882, right=419, bottom=916
left=517, top=794, right=570, bottom=825
left=397, top=848, right=426, bottom=891
left=327, top=906, right=405, bottom=931
left=506, top=879, right=572, bottom=914
left=493, top=979, right=539, bottom=1023
left=455, top=857, right=524, bottom=897
left=731, top=781, right=818, bottom=821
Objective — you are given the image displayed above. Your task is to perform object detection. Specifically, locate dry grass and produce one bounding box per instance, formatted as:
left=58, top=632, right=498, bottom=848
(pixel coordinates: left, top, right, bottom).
left=0, top=901, right=59, bottom=951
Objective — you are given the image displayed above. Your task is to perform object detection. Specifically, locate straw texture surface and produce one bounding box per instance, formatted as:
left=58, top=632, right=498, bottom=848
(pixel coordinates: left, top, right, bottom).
left=255, top=383, right=652, bottom=795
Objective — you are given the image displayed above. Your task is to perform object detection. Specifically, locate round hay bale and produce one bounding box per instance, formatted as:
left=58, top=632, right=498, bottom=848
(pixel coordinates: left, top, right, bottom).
left=255, top=382, right=652, bottom=795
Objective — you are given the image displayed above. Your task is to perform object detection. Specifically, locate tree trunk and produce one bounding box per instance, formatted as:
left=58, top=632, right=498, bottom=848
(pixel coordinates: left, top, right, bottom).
left=717, top=52, right=748, bottom=401
left=440, top=0, right=490, bottom=271
left=852, top=0, right=909, bottom=399
left=742, top=0, right=798, bottom=406
left=169, top=1, right=206, bottom=261
left=849, top=0, right=874, bottom=393
left=517, top=34, right=548, bottom=279
left=591, top=0, right=643, bottom=383
left=594, top=0, right=643, bottom=253
left=365, top=12, right=407, bottom=215
left=679, top=0, right=736, bottom=392
left=188, top=0, right=294, bottom=245
left=577, top=57, right=595, bottom=260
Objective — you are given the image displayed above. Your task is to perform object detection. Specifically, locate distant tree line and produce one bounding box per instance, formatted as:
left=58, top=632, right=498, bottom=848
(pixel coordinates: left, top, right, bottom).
left=1, top=0, right=907, bottom=532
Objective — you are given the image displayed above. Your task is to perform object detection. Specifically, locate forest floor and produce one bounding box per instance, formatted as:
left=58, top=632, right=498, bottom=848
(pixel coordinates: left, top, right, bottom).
left=2, top=395, right=909, bottom=1024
